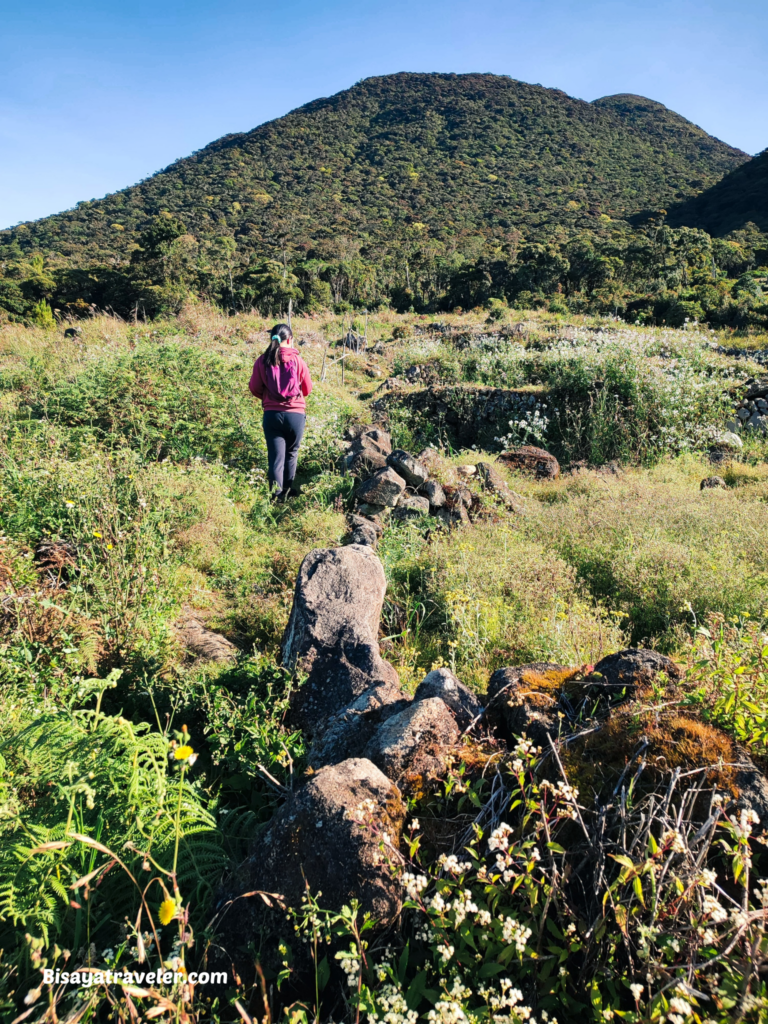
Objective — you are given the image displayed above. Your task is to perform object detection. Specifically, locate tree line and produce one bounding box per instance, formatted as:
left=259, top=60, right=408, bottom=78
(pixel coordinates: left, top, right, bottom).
left=1, top=214, right=766, bottom=329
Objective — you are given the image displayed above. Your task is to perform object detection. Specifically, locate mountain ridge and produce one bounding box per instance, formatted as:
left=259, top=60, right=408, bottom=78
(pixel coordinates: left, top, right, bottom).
left=1, top=72, right=750, bottom=268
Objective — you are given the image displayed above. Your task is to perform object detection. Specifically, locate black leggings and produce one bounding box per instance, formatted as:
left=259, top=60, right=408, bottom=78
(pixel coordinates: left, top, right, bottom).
left=263, top=411, right=306, bottom=492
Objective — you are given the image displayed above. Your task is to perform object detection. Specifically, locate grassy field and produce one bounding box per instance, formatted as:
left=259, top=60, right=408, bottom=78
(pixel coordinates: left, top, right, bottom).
left=2, top=303, right=768, bottom=1021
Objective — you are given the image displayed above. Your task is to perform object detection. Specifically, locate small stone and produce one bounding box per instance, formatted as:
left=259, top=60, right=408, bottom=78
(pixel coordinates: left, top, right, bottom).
left=413, top=668, right=483, bottom=731
left=386, top=450, right=429, bottom=487
left=700, top=476, right=726, bottom=490
left=420, top=479, right=446, bottom=508
left=457, top=464, right=477, bottom=477
left=349, top=513, right=383, bottom=537
left=350, top=523, right=378, bottom=547
left=716, top=431, right=743, bottom=450
left=475, top=462, right=527, bottom=514
left=356, top=468, right=406, bottom=508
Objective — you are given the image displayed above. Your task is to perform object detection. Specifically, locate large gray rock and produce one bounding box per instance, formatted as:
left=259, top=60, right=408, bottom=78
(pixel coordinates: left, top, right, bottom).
left=307, top=687, right=411, bottom=769
left=358, top=502, right=388, bottom=517
left=359, top=428, right=392, bottom=454
left=283, top=546, right=401, bottom=736
left=413, top=668, right=483, bottom=731
left=356, top=468, right=406, bottom=508
left=435, top=506, right=469, bottom=528
left=476, top=462, right=527, bottom=514
left=386, top=449, right=429, bottom=488
left=218, top=758, right=406, bottom=961
left=392, top=494, right=430, bottom=521
left=346, top=448, right=389, bottom=477
left=420, top=480, right=446, bottom=508
left=365, top=696, right=459, bottom=780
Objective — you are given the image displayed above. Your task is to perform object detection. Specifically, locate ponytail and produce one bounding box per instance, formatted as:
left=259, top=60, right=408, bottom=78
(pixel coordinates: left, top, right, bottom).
left=263, top=323, right=293, bottom=367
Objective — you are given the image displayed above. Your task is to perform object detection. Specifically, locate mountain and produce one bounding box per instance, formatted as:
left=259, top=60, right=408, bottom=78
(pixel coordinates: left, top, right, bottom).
left=1, top=72, right=749, bottom=267
left=667, top=147, right=768, bottom=235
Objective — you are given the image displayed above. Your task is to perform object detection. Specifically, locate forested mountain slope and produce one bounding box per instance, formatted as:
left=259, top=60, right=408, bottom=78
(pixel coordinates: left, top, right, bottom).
left=1, top=72, right=749, bottom=267
left=668, top=147, right=768, bottom=235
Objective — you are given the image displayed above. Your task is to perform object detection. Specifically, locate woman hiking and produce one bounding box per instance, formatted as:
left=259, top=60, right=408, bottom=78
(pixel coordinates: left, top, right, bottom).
left=249, top=323, right=313, bottom=501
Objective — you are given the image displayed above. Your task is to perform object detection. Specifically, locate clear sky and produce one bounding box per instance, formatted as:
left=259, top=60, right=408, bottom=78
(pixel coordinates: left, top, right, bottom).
left=1, top=0, right=766, bottom=230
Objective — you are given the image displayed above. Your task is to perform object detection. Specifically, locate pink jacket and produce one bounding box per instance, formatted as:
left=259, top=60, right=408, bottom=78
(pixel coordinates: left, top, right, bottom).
left=249, top=346, right=313, bottom=413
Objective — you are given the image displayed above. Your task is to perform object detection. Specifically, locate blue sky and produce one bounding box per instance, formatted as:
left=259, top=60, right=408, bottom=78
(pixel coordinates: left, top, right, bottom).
left=1, top=0, right=766, bottom=229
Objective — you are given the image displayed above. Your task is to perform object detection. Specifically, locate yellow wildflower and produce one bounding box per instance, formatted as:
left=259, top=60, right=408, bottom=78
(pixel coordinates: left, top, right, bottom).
left=159, top=899, right=177, bottom=926
left=174, top=745, right=194, bottom=761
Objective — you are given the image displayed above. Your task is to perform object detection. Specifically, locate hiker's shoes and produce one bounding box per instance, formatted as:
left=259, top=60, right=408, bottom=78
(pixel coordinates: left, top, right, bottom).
left=272, top=485, right=301, bottom=504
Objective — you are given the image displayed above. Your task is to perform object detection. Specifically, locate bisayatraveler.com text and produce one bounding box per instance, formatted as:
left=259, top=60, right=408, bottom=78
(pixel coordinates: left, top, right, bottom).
left=41, top=968, right=227, bottom=987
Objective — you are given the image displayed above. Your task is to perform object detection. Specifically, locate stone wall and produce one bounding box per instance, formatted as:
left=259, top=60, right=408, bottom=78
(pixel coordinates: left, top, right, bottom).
left=373, top=384, right=546, bottom=447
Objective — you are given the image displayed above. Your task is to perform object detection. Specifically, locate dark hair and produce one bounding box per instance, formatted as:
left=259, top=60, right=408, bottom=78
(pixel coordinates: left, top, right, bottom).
left=263, top=323, right=293, bottom=367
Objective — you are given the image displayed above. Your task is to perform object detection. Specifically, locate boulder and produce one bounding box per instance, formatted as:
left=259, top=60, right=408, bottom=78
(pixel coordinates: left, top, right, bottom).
left=435, top=504, right=470, bottom=527
left=591, top=648, right=681, bottom=696
left=347, top=435, right=390, bottom=460
left=386, top=450, right=429, bottom=488
left=307, top=687, right=411, bottom=769
left=345, top=448, right=389, bottom=477
left=443, top=484, right=472, bottom=509
left=365, top=697, right=459, bottom=780
left=700, top=476, right=727, bottom=490
left=392, top=494, right=430, bottom=521
left=487, top=663, right=575, bottom=746
left=219, top=758, right=406, bottom=957
left=358, top=502, right=388, bottom=517
left=360, top=429, right=392, bottom=453
left=413, top=667, right=483, bottom=731
left=498, top=445, right=560, bottom=480
left=343, top=423, right=369, bottom=442
left=283, top=546, right=401, bottom=737
left=355, top=468, right=406, bottom=508
left=420, top=479, right=446, bottom=508
left=735, top=748, right=768, bottom=824
left=475, top=462, right=527, bottom=514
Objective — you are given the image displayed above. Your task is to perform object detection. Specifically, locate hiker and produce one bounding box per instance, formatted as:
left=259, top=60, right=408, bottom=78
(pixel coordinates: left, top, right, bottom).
left=249, top=323, right=313, bottom=500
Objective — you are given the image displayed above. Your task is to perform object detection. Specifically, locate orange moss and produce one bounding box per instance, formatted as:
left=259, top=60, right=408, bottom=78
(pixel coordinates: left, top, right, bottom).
left=519, top=666, right=580, bottom=693
left=562, top=708, right=737, bottom=801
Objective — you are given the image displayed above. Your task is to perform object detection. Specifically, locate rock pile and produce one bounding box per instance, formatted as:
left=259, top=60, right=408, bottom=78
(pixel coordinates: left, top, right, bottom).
left=339, top=425, right=528, bottom=545
left=217, top=538, right=768, bottom=981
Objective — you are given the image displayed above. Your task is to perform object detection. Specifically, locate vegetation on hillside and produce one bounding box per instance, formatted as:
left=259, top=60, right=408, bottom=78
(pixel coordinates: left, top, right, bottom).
left=2, top=305, right=768, bottom=1020
left=668, top=148, right=768, bottom=237
left=1, top=74, right=765, bottom=329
